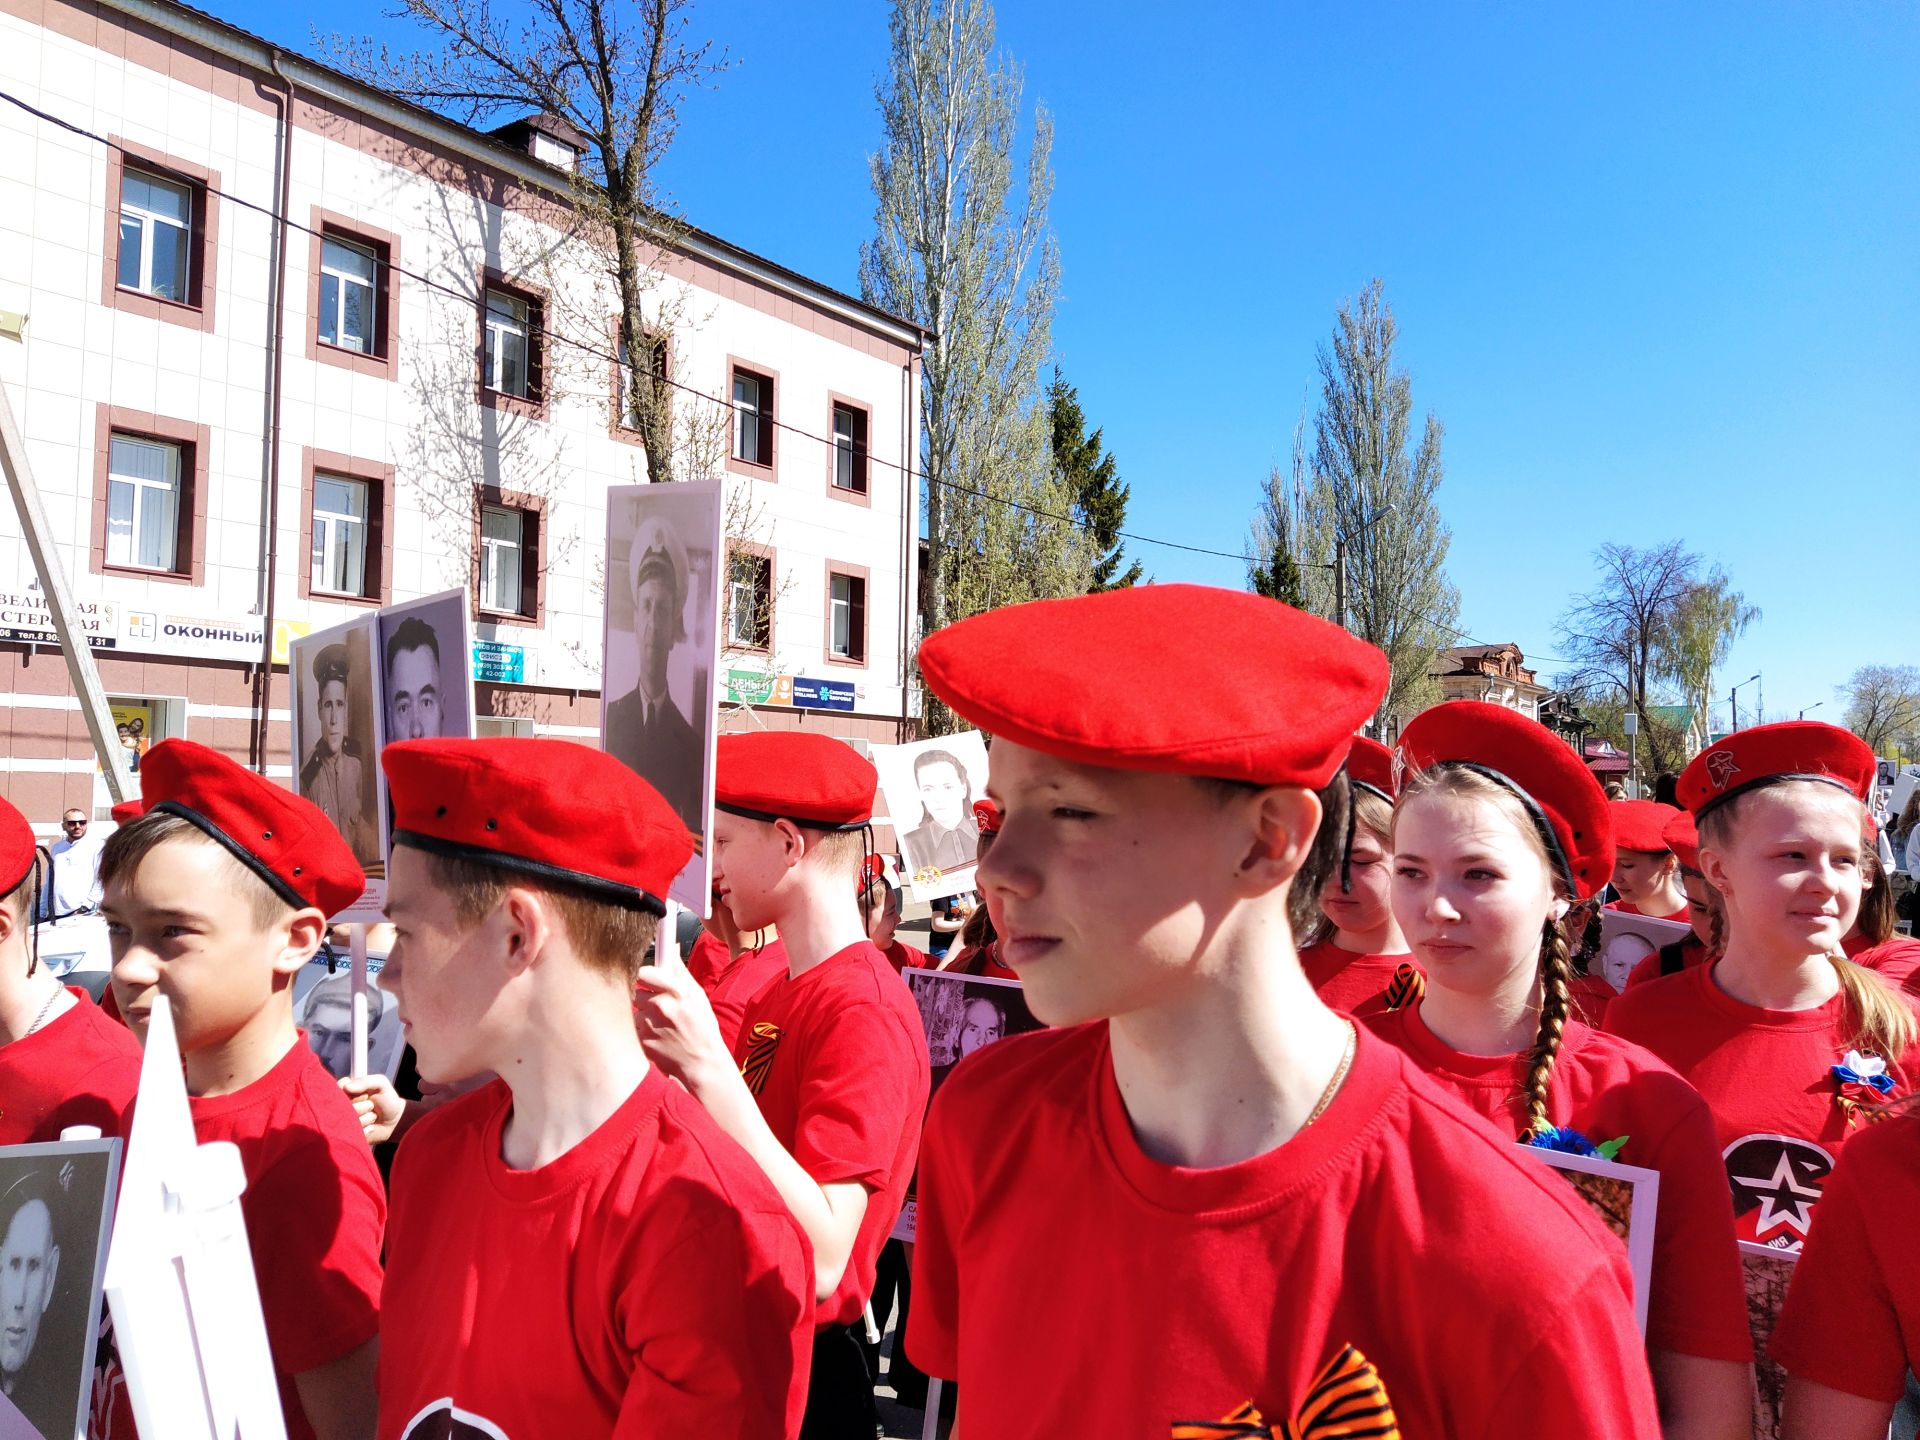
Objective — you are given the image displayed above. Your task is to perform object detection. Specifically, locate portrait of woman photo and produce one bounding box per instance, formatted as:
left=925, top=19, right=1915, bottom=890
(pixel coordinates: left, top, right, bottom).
left=903, top=748, right=980, bottom=876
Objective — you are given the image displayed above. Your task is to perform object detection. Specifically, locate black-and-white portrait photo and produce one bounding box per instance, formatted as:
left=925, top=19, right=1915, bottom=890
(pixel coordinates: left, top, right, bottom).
left=874, top=731, right=990, bottom=902
left=903, top=969, right=1041, bottom=1102
left=0, top=1140, right=119, bottom=1440
left=291, top=619, right=385, bottom=883
left=293, top=950, right=405, bottom=1081
left=601, top=481, right=722, bottom=910
left=377, top=590, right=473, bottom=746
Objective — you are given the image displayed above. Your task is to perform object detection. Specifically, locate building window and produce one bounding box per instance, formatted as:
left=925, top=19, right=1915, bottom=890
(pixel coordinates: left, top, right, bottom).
left=319, top=236, right=378, bottom=354
left=731, top=366, right=773, bottom=466
left=480, top=505, right=529, bottom=615
left=531, top=131, right=579, bottom=171
left=728, top=551, right=772, bottom=650
left=105, top=434, right=181, bottom=571
left=831, top=403, right=869, bottom=494
left=310, top=475, right=370, bottom=597
left=484, top=292, right=532, bottom=397
left=117, top=170, right=193, bottom=302
left=828, top=570, right=866, bottom=664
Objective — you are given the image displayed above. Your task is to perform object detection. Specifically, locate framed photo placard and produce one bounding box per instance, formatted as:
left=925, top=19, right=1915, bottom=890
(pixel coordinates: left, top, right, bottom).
left=1522, top=1146, right=1660, bottom=1336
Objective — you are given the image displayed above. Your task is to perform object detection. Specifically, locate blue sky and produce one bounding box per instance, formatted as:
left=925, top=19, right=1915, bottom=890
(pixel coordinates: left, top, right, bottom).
left=250, top=1, right=1916, bottom=724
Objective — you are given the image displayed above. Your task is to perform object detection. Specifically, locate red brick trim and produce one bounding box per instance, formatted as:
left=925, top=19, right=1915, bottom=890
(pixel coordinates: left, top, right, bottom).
left=724, top=355, right=779, bottom=482
left=477, top=268, right=550, bottom=420
left=89, top=405, right=209, bottom=586
left=726, top=540, right=776, bottom=655
left=101, top=136, right=220, bottom=333
left=297, top=449, right=396, bottom=605
left=471, top=485, right=547, bottom=628
left=825, top=392, right=873, bottom=507
left=608, top=318, right=672, bottom=446
left=823, top=560, right=869, bottom=669
left=305, top=208, right=402, bottom=378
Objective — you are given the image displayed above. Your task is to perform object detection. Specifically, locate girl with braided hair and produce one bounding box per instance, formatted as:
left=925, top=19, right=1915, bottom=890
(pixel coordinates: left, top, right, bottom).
left=1370, top=701, right=1753, bottom=1439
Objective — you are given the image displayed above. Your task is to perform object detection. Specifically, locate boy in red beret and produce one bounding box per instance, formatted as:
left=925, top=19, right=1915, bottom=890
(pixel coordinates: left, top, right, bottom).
left=98, top=740, right=383, bottom=1440
left=903, top=584, right=1658, bottom=1437
left=0, top=794, right=141, bottom=1144
left=1606, top=798, right=1690, bottom=922
left=374, top=738, right=811, bottom=1440
left=636, top=730, right=929, bottom=1438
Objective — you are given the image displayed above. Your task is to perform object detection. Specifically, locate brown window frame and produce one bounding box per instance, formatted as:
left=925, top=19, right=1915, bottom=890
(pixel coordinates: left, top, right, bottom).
left=298, top=449, right=395, bottom=606
left=726, top=543, right=775, bottom=655
left=609, top=321, right=672, bottom=445
left=101, top=138, right=220, bottom=333
left=470, top=486, right=546, bottom=628
left=307, top=210, right=401, bottom=377
left=89, top=405, right=208, bottom=586
left=477, top=269, right=549, bottom=420
left=725, top=358, right=778, bottom=480
left=824, top=561, right=869, bottom=669
left=826, top=394, right=872, bottom=505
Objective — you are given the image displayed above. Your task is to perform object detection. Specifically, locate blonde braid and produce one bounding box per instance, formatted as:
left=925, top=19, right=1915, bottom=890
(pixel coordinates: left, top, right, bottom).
left=1521, top=917, right=1574, bottom=1139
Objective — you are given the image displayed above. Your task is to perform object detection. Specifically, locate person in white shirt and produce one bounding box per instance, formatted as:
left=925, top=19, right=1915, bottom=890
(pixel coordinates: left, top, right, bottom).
left=44, top=809, right=102, bottom=917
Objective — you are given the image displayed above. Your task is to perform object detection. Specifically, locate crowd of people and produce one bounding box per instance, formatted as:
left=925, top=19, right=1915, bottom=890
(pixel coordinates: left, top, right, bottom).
left=0, top=582, right=1916, bottom=1440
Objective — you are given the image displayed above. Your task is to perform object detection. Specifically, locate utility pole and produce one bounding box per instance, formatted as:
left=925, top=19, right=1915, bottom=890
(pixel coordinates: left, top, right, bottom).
left=0, top=382, right=134, bottom=800
left=1334, top=534, right=1347, bottom=632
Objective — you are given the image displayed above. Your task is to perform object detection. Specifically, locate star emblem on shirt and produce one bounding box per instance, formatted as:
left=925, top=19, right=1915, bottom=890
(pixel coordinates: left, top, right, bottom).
left=1730, top=1150, right=1822, bottom=1240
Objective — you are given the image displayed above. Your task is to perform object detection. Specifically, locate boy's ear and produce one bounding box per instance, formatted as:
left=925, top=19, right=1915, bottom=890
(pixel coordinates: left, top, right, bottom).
left=1236, top=785, right=1322, bottom=894
left=272, top=906, right=330, bottom=978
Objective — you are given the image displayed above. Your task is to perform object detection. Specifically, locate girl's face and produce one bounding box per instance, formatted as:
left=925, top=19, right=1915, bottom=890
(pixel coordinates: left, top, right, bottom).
left=1610, top=849, right=1673, bottom=906
left=1317, top=826, right=1393, bottom=938
left=1391, top=791, right=1560, bottom=1003
left=957, top=998, right=1003, bottom=1056
left=1704, top=784, right=1862, bottom=960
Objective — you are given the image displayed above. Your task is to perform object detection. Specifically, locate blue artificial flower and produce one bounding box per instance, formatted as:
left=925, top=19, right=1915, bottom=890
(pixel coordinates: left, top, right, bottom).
left=1523, top=1125, right=1629, bottom=1160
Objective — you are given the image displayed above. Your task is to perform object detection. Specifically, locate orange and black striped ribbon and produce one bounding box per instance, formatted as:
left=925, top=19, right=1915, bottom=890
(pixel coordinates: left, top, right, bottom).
left=740, top=1022, right=782, bottom=1096
left=1171, top=1344, right=1401, bottom=1440
left=1383, top=964, right=1424, bottom=1011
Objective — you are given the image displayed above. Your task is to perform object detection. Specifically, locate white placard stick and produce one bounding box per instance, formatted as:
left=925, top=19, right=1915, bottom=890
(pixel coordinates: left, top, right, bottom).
left=656, top=898, right=683, bottom=973
left=349, top=923, right=369, bottom=1079
left=922, top=1378, right=943, bottom=1440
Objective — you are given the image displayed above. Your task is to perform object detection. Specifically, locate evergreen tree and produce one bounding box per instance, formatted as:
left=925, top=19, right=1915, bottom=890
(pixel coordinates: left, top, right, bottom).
left=1048, top=369, right=1142, bottom=591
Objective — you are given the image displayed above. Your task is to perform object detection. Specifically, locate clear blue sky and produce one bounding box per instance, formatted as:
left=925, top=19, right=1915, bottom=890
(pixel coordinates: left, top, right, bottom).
left=245, top=0, right=1917, bottom=724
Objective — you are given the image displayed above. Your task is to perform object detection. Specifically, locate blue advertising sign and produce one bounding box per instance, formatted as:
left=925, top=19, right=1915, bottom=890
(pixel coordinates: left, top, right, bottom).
left=791, top=676, right=856, bottom=712
left=472, top=639, right=525, bottom=684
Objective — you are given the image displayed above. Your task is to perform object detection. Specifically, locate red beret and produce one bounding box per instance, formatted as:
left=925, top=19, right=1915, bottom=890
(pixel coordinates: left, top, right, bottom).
left=918, top=585, right=1389, bottom=788
left=109, top=799, right=145, bottom=825
left=384, top=738, right=689, bottom=913
left=714, top=732, right=876, bottom=829
left=139, top=739, right=363, bottom=916
left=1661, top=811, right=1701, bottom=872
left=1679, top=721, right=1875, bottom=820
left=1610, top=799, right=1681, bottom=854
left=1348, top=737, right=1395, bottom=801
left=0, top=797, right=33, bottom=896
left=1396, top=700, right=1614, bottom=901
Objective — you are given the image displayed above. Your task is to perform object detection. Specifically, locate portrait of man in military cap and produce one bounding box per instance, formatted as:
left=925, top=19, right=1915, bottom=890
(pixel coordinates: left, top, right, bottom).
left=292, top=621, right=383, bottom=872
left=601, top=484, right=722, bottom=905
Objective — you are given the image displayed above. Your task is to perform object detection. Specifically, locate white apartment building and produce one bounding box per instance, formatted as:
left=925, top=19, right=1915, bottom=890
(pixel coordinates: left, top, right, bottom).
left=0, top=0, right=923, bottom=827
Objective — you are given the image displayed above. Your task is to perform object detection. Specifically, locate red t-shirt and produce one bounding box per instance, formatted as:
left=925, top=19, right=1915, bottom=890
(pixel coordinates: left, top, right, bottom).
left=1299, top=941, right=1423, bottom=1018
left=1608, top=900, right=1691, bottom=923
left=880, top=939, right=930, bottom=975
left=378, top=1067, right=813, bottom=1440
left=686, top=933, right=791, bottom=1055
left=1366, top=1005, right=1751, bottom=1362
left=734, top=941, right=929, bottom=1329
left=1568, top=971, right=1618, bottom=1027
left=0, top=987, right=142, bottom=1144
left=907, top=1023, right=1658, bottom=1436
left=1855, top=937, right=1920, bottom=1000
left=183, top=1038, right=385, bottom=1440
left=1623, top=936, right=1709, bottom=992
left=1605, top=963, right=1911, bottom=1250
left=1770, top=1111, right=1920, bottom=1403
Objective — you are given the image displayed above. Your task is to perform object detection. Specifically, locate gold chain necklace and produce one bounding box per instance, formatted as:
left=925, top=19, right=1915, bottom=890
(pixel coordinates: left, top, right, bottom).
left=1301, top=1019, right=1357, bottom=1130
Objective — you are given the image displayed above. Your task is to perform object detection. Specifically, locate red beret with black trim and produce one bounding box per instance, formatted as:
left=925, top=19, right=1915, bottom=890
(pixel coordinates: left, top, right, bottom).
left=384, top=738, right=690, bottom=914
left=1661, top=810, right=1701, bottom=872
left=1610, top=799, right=1681, bottom=854
left=0, top=796, right=33, bottom=896
left=1396, top=700, right=1614, bottom=902
left=917, top=585, right=1389, bottom=788
left=1679, top=721, right=1876, bottom=820
left=1348, top=737, right=1395, bottom=801
left=139, top=739, right=364, bottom=917
left=109, top=799, right=145, bottom=825
left=714, top=732, right=877, bottom=830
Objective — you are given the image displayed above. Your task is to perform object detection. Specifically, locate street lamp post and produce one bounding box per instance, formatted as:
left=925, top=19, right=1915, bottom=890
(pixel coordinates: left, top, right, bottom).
left=1334, top=503, right=1395, bottom=633
left=1730, top=673, right=1760, bottom=732
left=1800, top=702, right=1824, bottom=720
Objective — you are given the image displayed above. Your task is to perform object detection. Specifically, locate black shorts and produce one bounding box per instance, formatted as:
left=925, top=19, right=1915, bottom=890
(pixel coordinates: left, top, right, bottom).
left=800, top=1322, right=882, bottom=1440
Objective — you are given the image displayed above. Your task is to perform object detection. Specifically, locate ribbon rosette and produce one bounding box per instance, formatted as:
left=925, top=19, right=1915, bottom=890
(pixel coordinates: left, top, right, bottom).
left=1522, top=1124, right=1627, bottom=1161
left=1171, top=1344, right=1401, bottom=1439
left=1832, top=1049, right=1897, bottom=1127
